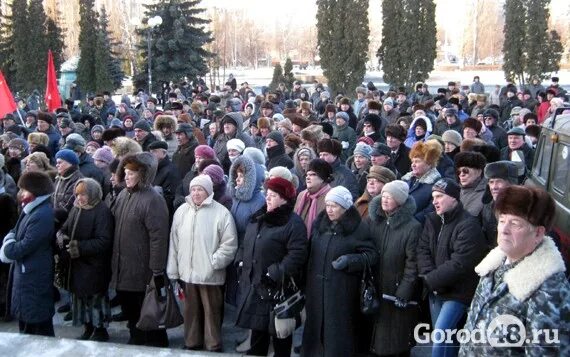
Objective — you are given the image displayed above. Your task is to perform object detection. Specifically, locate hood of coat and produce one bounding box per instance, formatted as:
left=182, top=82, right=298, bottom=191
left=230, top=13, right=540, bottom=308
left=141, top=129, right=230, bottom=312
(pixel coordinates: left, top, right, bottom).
left=316, top=205, right=362, bottom=236
left=110, top=136, right=143, bottom=158
left=474, top=236, right=566, bottom=301
left=74, top=177, right=103, bottom=208
left=224, top=112, right=245, bottom=132
left=293, top=147, right=317, bottom=174
left=228, top=155, right=263, bottom=201
left=369, top=194, right=417, bottom=228
left=116, top=152, right=158, bottom=190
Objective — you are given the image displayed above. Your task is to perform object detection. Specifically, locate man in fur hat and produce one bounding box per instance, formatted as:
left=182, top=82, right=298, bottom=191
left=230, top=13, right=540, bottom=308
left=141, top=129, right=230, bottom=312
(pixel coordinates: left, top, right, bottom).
left=460, top=186, right=569, bottom=356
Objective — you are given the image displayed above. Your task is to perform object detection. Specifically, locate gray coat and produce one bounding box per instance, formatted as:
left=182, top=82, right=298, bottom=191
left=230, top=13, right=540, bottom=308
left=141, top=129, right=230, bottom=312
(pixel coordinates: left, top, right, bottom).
left=460, top=177, right=487, bottom=217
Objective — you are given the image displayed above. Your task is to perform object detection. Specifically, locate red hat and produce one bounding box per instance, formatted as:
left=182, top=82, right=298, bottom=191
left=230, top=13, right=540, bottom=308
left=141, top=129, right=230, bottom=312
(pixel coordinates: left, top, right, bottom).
left=265, top=177, right=296, bottom=202
left=194, top=145, right=216, bottom=159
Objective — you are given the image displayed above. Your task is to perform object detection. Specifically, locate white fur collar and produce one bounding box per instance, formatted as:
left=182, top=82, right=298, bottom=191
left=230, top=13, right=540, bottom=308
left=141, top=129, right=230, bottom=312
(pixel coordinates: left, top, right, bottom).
left=474, top=236, right=566, bottom=301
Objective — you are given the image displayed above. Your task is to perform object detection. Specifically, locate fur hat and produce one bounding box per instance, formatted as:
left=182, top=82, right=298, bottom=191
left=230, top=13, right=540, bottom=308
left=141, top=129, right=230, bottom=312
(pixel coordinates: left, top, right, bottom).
left=317, top=138, right=342, bottom=157
left=55, top=149, right=79, bottom=166
left=190, top=101, right=204, bottom=115
left=190, top=174, right=214, bottom=196
left=495, top=186, right=555, bottom=229
left=18, top=171, right=54, bottom=197
left=385, top=124, right=406, bottom=142
left=460, top=138, right=486, bottom=152
left=463, top=118, right=483, bottom=134
left=110, top=137, right=142, bottom=158
left=472, top=144, right=501, bottom=164
left=484, top=161, right=519, bottom=184
left=307, top=158, right=333, bottom=183
left=409, top=140, right=442, bottom=167
left=154, top=115, right=177, bottom=131
left=325, top=104, right=336, bottom=113
left=278, top=119, right=293, bottom=132
left=381, top=180, right=409, bottom=206
left=300, top=101, right=312, bottom=111
left=8, top=138, right=28, bottom=152
left=367, top=166, right=396, bottom=184
left=266, top=176, right=296, bottom=201
left=367, top=100, right=382, bottom=111
left=202, top=165, right=225, bottom=186
left=355, top=86, right=367, bottom=95
left=325, top=186, right=353, bottom=209
left=284, top=133, right=302, bottom=151
left=101, top=127, right=125, bottom=143
left=170, top=102, right=183, bottom=111
left=37, top=111, right=54, bottom=125
left=194, top=145, right=216, bottom=159
left=363, top=114, right=382, bottom=132
left=432, top=178, right=461, bottom=201
left=320, top=122, right=334, bottom=138
left=454, top=151, right=487, bottom=170
left=25, top=152, right=52, bottom=171
left=442, top=130, right=463, bottom=147
left=257, top=117, right=272, bottom=130
left=525, top=124, right=541, bottom=138
left=339, top=97, right=351, bottom=106
left=290, top=114, right=310, bottom=129
left=27, top=132, right=50, bottom=147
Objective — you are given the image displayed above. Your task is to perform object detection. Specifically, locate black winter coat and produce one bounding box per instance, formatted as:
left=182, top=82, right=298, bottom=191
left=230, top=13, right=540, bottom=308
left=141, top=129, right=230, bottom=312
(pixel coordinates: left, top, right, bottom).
left=392, top=143, right=412, bottom=177
left=301, top=207, right=377, bottom=357
left=266, top=144, right=294, bottom=170
left=58, top=201, right=114, bottom=297
left=153, top=156, right=181, bottom=218
left=78, top=153, right=105, bottom=189
left=368, top=196, right=422, bottom=355
left=235, top=203, right=309, bottom=331
left=172, top=138, right=199, bottom=178
left=417, top=203, right=488, bottom=304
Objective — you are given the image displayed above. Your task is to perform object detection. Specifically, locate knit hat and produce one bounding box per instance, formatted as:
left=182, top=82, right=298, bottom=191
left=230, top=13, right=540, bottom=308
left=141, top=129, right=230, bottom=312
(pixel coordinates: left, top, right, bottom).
left=8, top=138, right=28, bottom=152
left=483, top=108, right=500, bottom=121
left=370, top=142, right=391, bottom=157
left=385, top=124, right=406, bottom=141
left=266, top=176, right=296, bottom=201
left=454, top=151, right=487, bottom=170
left=65, top=133, right=87, bottom=152
left=91, top=124, right=105, bottom=135
left=381, top=180, right=409, bottom=206
left=495, top=186, right=555, bottom=230
left=383, top=98, right=394, bottom=107
left=194, top=145, right=216, bottom=159
left=134, top=120, right=152, bottom=132
left=17, top=171, right=54, bottom=197
left=317, top=138, right=342, bottom=157
left=272, top=113, right=285, bottom=123
left=484, top=161, right=519, bottom=184
left=353, top=143, right=372, bottom=160
left=307, top=158, right=333, bottom=183
left=92, top=146, right=114, bottom=164
left=55, top=149, right=79, bottom=166
left=267, top=131, right=284, bottom=147
left=202, top=164, right=225, bottom=185
left=432, top=178, right=461, bottom=201
left=325, top=186, right=353, bottom=209
left=335, top=111, right=349, bottom=123
left=190, top=174, right=214, bottom=196
left=175, top=123, right=194, bottom=138
left=442, top=130, right=463, bottom=147
left=148, top=140, right=168, bottom=151
left=367, top=166, right=396, bottom=184
left=86, top=141, right=101, bottom=151
left=227, top=138, right=245, bottom=153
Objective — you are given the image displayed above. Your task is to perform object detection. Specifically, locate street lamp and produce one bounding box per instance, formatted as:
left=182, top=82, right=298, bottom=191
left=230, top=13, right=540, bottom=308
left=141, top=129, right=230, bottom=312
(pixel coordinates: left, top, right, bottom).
left=147, top=15, right=163, bottom=95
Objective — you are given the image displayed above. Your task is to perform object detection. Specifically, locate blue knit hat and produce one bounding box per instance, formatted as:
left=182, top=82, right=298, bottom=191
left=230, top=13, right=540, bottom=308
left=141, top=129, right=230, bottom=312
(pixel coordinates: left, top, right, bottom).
left=55, top=149, right=79, bottom=166
left=353, top=143, right=372, bottom=160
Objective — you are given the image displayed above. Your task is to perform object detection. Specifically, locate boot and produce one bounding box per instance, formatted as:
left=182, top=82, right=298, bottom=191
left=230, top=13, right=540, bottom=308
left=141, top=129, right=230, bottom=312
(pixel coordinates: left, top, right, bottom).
left=78, top=323, right=94, bottom=340
left=112, top=312, right=127, bottom=322
left=91, top=327, right=109, bottom=342
left=235, top=330, right=251, bottom=353
left=57, top=303, right=70, bottom=313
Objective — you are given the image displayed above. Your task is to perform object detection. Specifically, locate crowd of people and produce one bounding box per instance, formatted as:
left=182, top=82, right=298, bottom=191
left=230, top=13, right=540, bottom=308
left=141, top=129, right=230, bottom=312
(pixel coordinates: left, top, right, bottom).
left=0, top=74, right=568, bottom=356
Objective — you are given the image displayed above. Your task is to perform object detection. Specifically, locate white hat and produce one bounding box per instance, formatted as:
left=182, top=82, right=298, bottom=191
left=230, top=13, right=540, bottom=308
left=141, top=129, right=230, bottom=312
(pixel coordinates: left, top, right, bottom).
left=226, top=138, right=245, bottom=153
left=325, top=186, right=353, bottom=209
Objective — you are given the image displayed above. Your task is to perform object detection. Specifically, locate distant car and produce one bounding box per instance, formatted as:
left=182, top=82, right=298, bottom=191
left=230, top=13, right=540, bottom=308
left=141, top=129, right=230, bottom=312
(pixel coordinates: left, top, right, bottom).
left=526, top=108, right=570, bottom=273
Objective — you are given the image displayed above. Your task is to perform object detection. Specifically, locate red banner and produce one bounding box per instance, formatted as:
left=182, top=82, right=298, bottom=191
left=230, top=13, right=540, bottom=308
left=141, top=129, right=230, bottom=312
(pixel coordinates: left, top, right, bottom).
left=45, top=50, right=62, bottom=112
left=0, top=71, right=17, bottom=119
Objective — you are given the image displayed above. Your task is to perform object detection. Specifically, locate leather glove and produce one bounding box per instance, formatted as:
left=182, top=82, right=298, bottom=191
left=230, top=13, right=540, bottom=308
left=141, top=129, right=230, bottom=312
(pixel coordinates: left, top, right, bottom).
left=67, top=240, right=80, bottom=259
left=331, top=255, right=349, bottom=270
left=274, top=317, right=296, bottom=339
left=266, top=264, right=282, bottom=282
left=394, top=297, right=408, bottom=309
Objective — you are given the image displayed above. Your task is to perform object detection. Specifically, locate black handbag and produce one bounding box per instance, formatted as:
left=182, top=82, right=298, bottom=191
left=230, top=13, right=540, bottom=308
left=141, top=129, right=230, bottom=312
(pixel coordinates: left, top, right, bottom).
left=273, top=276, right=305, bottom=319
left=136, top=275, right=184, bottom=330
left=360, top=255, right=380, bottom=315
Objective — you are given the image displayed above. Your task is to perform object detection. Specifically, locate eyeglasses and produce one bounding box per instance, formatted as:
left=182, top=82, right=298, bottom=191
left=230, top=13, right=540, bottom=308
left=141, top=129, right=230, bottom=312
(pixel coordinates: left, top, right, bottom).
left=457, top=167, right=470, bottom=176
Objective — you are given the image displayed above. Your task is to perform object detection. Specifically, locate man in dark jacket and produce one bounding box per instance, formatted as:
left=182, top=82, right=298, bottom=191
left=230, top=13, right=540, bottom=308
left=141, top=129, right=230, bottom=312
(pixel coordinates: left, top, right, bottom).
left=499, top=127, right=534, bottom=181
left=483, top=108, right=508, bottom=150
left=317, top=138, right=360, bottom=199
left=133, top=120, right=157, bottom=152
left=266, top=131, right=294, bottom=170
left=213, top=112, right=255, bottom=172
left=172, top=123, right=200, bottom=178
left=385, top=124, right=411, bottom=176
left=434, top=108, right=463, bottom=136
left=36, top=112, right=61, bottom=157
left=417, top=178, right=487, bottom=357
left=500, top=87, right=524, bottom=123
left=149, top=141, right=181, bottom=220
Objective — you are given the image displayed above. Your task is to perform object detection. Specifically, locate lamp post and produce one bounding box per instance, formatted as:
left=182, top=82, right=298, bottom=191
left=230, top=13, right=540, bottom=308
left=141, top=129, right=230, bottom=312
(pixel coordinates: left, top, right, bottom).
left=147, top=15, right=163, bottom=95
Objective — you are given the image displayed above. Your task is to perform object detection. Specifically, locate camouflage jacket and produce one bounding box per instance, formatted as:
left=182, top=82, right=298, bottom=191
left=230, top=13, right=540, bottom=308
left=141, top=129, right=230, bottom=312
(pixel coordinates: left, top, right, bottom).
left=459, top=236, right=569, bottom=356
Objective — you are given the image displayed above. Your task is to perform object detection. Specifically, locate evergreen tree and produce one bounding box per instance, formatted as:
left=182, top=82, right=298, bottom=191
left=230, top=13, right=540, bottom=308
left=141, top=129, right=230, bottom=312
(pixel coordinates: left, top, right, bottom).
left=283, top=57, right=296, bottom=88
left=0, top=6, right=15, bottom=84
left=10, top=0, right=30, bottom=92
left=269, top=63, right=284, bottom=90
left=25, top=0, right=49, bottom=91
left=316, top=0, right=369, bottom=95
left=136, top=0, right=213, bottom=92
left=377, top=0, right=436, bottom=91
left=503, top=0, right=562, bottom=84
left=45, top=13, right=66, bottom=74
left=76, top=0, right=99, bottom=94
left=97, top=7, right=124, bottom=91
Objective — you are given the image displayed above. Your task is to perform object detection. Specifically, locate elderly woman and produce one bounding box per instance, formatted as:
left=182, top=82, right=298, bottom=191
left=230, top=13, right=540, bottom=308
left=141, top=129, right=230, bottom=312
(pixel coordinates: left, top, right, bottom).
left=56, top=178, right=113, bottom=341
left=292, top=147, right=317, bottom=193
left=302, top=186, right=377, bottom=357
left=167, top=175, right=237, bottom=352
left=368, top=181, right=422, bottom=356
left=459, top=186, right=569, bottom=356
left=401, top=141, right=442, bottom=223
left=235, top=177, right=308, bottom=357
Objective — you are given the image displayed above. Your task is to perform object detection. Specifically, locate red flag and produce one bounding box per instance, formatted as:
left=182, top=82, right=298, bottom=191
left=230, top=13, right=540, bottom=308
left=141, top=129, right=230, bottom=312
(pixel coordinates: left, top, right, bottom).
left=45, top=50, right=62, bottom=112
left=0, top=70, right=17, bottom=118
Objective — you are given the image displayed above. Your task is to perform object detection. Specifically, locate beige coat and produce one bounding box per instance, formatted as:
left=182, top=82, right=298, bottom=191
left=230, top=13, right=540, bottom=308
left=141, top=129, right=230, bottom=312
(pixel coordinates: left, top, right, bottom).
left=167, top=194, right=238, bottom=285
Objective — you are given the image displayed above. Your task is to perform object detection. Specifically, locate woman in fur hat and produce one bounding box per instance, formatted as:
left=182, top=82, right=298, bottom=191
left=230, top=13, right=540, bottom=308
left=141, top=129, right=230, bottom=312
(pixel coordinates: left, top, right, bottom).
left=56, top=178, right=114, bottom=341
left=0, top=172, right=55, bottom=336
left=154, top=114, right=178, bottom=158
left=459, top=186, right=569, bottom=356
left=401, top=141, right=442, bottom=223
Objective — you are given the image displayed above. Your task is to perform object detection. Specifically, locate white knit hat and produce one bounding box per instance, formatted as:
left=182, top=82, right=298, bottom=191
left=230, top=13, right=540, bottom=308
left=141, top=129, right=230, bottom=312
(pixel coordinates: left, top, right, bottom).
left=190, top=174, right=213, bottom=196
left=226, top=138, right=245, bottom=153
left=381, top=180, right=409, bottom=206
left=325, top=186, right=353, bottom=209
